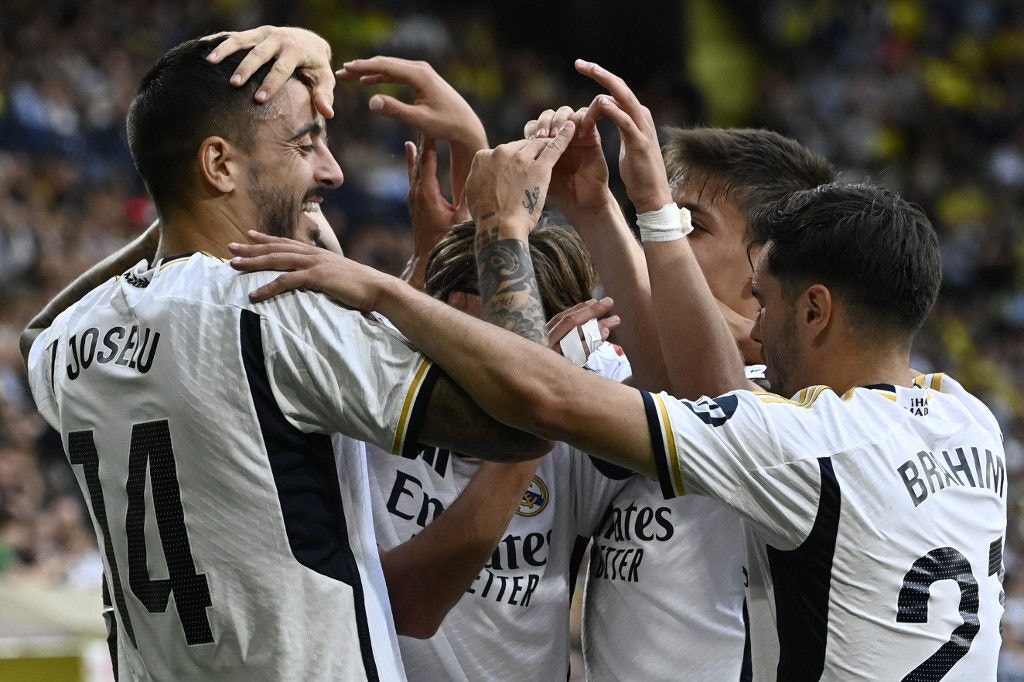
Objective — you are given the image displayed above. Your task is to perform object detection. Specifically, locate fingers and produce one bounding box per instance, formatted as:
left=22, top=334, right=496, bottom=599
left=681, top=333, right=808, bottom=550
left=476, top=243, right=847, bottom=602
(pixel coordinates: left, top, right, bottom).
left=310, top=80, right=337, bottom=119
left=418, top=135, right=439, bottom=180
left=588, top=94, right=642, bottom=140
left=533, top=120, right=576, bottom=162
left=249, top=51, right=298, bottom=103
left=246, top=230, right=311, bottom=247
left=545, top=297, right=616, bottom=341
left=337, top=56, right=436, bottom=88
left=206, top=26, right=335, bottom=117
left=248, top=272, right=311, bottom=303
left=408, top=135, right=442, bottom=200
left=367, top=93, right=411, bottom=121
left=405, top=140, right=418, bottom=184
left=526, top=106, right=576, bottom=139
left=598, top=315, right=621, bottom=339
left=204, top=26, right=271, bottom=62
left=575, top=59, right=643, bottom=114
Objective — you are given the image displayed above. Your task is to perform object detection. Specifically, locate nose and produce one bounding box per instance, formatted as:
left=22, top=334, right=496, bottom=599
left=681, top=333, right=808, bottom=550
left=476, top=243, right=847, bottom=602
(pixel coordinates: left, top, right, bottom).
left=317, top=147, right=344, bottom=189
left=749, top=314, right=762, bottom=345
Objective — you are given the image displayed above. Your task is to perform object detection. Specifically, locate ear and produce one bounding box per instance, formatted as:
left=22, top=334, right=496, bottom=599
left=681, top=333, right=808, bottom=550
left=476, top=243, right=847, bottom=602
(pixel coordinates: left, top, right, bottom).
left=800, top=283, right=833, bottom=342
left=197, top=136, right=239, bottom=194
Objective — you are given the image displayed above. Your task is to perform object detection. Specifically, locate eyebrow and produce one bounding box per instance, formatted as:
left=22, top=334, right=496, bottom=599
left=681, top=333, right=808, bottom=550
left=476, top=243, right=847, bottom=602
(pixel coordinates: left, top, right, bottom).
left=288, top=120, right=324, bottom=143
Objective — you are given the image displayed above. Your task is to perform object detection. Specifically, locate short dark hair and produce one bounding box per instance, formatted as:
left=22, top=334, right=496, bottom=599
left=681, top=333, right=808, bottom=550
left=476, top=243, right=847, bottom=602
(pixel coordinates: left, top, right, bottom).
left=424, top=218, right=597, bottom=319
left=751, top=183, right=942, bottom=341
left=126, top=36, right=297, bottom=215
left=662, top=127, right=835, bottom=240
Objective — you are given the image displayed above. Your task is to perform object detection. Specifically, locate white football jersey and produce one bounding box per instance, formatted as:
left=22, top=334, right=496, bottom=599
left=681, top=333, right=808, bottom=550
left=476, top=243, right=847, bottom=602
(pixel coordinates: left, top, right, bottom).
left=643, top=375, right=1006, bottom=680
left=582, top=479, right=748, bottom=681
left=581, top=366, right=766, bottom=681
left=369, top=443, right=620, bottom=681
left=27, top=253, right=440, bottom=681
left=368, top=341, right=629, bottom=681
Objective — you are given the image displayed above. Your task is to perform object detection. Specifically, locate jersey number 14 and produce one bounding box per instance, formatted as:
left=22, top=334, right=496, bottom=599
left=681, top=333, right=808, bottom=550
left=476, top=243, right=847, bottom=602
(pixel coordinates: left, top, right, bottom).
left=69, top=419, right=214, bottom=648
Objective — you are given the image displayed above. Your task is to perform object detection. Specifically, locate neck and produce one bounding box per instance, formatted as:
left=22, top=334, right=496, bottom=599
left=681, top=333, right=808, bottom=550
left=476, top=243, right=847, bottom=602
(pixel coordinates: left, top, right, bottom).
left=154, top=202, right=251, bottom=262
left=817, top=347, right=916, bottom=395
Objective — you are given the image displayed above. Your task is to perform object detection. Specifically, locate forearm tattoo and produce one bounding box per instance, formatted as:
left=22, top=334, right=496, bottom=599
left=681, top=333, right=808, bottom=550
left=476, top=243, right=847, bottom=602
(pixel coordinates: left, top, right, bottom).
left=476, top=237, right=548, bottom=345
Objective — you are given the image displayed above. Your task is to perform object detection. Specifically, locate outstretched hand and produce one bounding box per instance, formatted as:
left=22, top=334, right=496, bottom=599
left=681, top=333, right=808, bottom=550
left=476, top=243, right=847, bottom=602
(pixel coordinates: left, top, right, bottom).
left=337, top=56, right=487, bottom=151
left=205, top=26, right=335, bottom=118
left=338, top=55, right=487, bottom=210
left=400, top=135, right=467, bottom=289
left=574, top=59, right=672, bottom=213
left=407, top=135, right=466, bottom=242
left=228, top=231, right=397, bottom=312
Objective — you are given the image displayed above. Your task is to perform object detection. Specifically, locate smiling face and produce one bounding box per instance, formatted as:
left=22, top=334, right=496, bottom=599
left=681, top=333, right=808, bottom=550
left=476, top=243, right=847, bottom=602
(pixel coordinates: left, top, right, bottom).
left=238, top=78, right=343, bottom=239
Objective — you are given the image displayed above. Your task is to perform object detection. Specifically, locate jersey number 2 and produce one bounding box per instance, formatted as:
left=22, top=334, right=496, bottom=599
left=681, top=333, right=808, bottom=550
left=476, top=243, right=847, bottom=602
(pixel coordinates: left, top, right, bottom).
left=896, top=546, right=979, bottom=680
left=69, top=420, right=214, bottom=648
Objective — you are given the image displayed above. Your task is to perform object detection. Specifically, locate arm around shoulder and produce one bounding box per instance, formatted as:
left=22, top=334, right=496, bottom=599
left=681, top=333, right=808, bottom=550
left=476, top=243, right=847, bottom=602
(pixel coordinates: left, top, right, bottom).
left=20, top=221, right=160, bottom=364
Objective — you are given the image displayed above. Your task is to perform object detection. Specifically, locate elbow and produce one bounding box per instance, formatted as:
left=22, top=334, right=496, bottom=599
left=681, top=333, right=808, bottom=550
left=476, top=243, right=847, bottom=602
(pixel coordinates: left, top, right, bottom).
left=505, top=430, right=553, bottom=462
left=393, top=614, right=442, bottom=640
left=19, top=327, right=39, bottom=367
left=514, top=380, right=576, bottom=447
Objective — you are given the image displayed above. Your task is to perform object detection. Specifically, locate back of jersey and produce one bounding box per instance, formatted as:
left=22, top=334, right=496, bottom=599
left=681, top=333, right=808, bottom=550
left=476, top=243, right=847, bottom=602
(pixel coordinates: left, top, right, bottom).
left=748, top=378, right=1007, bottom=679
left=27, top=255, right=423, bottom=681
left=645, top=375, right=1006, bottom=680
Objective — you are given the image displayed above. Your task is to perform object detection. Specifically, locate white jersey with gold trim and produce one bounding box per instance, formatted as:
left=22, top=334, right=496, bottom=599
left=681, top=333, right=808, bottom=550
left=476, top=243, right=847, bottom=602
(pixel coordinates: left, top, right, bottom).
left=580, top=366, right=766, bottom=682
left=367, top=341, right=629, bottom=681
left=643, top=375, right=1005, bottom=680
left=27, top=254, right=438, bottom=681
left=368, top=443, right=621, bottom=681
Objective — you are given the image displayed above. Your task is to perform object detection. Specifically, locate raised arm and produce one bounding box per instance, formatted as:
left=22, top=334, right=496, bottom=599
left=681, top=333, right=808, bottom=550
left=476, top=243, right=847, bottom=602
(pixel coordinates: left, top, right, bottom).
left=574, top=60, right=746, bottom=398
left=524, top=106, right=669, bottom=390
left=337, top=56, right=487, bottom=289
left=20, top=221, right=160, bottom=363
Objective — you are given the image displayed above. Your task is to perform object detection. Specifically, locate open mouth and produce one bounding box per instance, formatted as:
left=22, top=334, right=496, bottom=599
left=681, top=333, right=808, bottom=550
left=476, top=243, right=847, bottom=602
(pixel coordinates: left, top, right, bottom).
left=301, top=201, right=321, bottom=214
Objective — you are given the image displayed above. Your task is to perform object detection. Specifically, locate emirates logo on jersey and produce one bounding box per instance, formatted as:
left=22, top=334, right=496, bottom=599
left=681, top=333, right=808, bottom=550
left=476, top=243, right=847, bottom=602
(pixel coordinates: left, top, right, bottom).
left=517, top=476, right=549, bottom=517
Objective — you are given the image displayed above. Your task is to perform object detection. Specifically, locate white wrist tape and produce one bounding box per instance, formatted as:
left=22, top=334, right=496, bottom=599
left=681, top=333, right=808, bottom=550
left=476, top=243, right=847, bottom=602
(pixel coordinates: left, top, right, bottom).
left=637, top=203, right=693, bottom=242
left=559, top=318, right=603, bottom=366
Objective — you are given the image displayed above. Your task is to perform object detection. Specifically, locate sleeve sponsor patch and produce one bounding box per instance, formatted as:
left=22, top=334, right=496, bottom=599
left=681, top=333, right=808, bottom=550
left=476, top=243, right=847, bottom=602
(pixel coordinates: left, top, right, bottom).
left=683, top=394, right=739, bottom=427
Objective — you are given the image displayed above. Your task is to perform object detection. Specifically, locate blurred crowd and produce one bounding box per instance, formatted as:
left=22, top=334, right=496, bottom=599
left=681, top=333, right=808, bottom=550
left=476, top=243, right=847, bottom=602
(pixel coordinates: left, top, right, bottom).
left=0, top=0, right=1022, bottom=675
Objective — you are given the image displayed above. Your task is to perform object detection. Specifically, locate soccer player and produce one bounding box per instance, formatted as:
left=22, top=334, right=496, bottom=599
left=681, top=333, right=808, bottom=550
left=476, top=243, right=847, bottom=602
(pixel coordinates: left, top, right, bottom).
left=526, top=101, right=836, bottom=676
left=369, top=217, right=629, bottom=679
left=230, top=63, right=1005, bottom=679
left=330, top=52, right=628, bottom=676
left=19, top=35, right=572, bottom=680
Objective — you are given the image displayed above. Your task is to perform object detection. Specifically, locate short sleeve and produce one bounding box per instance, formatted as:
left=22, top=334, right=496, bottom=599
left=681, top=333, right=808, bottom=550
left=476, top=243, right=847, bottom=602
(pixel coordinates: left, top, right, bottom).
left=26, top=328, right=59, bottom=429
left=642, top=389, right=834, bottom=547
left=254, top=291, right=440, bottom=457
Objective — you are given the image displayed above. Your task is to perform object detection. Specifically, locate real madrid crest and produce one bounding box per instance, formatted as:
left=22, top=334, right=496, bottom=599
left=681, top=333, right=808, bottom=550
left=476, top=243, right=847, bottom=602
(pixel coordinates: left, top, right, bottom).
left=517, top=475, right=549, bottom=517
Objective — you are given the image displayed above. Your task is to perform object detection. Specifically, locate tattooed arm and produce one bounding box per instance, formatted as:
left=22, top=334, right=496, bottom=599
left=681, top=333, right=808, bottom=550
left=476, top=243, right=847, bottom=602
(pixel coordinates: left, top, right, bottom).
left=466, top=131, right=580, bottom=346
left=20, top=221, right=161, bottom=363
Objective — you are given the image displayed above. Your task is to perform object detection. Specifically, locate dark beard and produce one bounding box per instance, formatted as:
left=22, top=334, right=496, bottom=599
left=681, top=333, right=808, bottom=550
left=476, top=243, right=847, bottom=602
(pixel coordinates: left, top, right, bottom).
left=253, top=187, right=296, bottom=238
left=248, top=168, right=297, bottom=238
